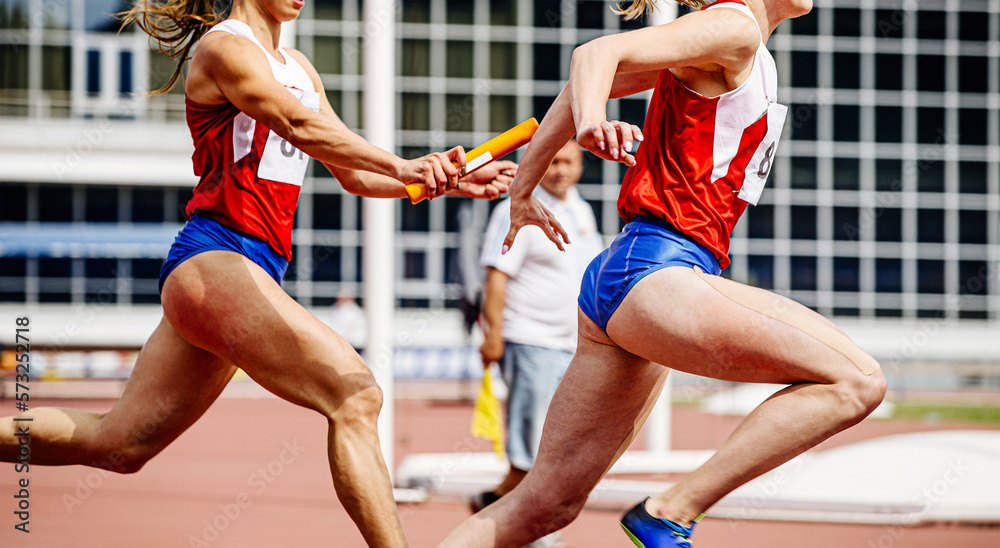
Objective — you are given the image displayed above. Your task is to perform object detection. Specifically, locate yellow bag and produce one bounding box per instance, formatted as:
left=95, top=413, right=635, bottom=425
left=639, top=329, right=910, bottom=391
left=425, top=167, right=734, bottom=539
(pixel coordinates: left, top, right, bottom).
left=471, top=368, right=505, bottom=459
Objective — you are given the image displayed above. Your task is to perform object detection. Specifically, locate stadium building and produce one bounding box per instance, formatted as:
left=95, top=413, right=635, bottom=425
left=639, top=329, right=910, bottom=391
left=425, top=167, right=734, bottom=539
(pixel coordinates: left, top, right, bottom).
left=0, top=0, right=997, bottom=373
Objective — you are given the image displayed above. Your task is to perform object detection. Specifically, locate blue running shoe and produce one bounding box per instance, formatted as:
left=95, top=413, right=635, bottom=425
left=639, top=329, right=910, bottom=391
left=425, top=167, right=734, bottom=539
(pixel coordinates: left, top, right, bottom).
left=620, top=498, right=702, bottom=548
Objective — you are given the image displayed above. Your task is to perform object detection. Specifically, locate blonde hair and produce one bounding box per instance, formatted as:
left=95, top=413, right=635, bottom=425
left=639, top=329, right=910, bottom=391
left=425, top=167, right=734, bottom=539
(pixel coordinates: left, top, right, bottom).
left=613, top=0, right=712, bottom=20
left=119, top=0, right=228, bottom=94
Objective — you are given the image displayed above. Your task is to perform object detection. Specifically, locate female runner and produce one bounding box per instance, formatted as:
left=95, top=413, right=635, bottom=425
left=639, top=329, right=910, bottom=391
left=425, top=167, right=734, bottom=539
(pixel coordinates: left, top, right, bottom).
left=0, top=0, right=513, bottom=545
left=440, top=0, right=885, bottom=546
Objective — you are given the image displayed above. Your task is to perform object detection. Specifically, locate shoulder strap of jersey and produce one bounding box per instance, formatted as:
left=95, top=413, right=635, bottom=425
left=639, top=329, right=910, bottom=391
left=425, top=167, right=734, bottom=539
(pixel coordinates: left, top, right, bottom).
left=703, top=0, right=764, bottom=45
left=205, top=19, right=272, bottom=58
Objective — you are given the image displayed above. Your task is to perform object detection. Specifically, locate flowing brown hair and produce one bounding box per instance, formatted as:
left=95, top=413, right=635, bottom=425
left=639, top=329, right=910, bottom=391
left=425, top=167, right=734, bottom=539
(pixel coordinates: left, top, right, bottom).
left=118, top=0, right=229, bottom=94
left=614, top=0, right=712, bottom=20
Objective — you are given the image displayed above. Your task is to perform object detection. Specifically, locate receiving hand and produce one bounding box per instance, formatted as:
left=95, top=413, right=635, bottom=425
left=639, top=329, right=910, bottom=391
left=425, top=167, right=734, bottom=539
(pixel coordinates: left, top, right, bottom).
left=502, top=190, right=569, bottom=253
left=448, top=160, right=518, bottom=200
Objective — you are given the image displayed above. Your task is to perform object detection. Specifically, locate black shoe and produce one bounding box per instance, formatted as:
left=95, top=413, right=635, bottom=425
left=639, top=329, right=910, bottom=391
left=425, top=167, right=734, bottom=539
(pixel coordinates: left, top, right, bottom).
left=468, top=490, right=502, bottom=513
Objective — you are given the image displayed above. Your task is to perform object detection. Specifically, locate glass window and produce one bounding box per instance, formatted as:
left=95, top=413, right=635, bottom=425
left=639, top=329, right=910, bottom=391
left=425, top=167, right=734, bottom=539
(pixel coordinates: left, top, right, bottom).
left=313, top=36, right=343, bottom=75
left=959, top=12, right=989, bottom=42
left=958, top=56, right=988, bottom=93
left=874, top=9, right=906, bottom=39
left=790, top=156, right=816, bottom=189
left=0, top=44, right=29, bottom=89
left=789, top=103, right=817, bottom=141
left=833, top=8, right=861, bottom=36
left=959, top=260, right=989, bottom=295
left=875, top=208, right=902, bottom=242
left=401, top=39, right=429, bottom=77
left=40, top=46, right=71, bottom=91
left=959, top=161, right=987, bottom=194
left=312, top=193, right=342, bottom=230
left=85, top=187, right=118, bottom=223
left=833, top=207, right=859, bottom=241
left=533, top=43, right=561, bottom=81
left=916, top=160, right=944, bottom=193
left=959, top=210, right=988, bottom=244
left=790, top=205, right=817, bottom=240
left=84, top=0, right=122, bottom=32
left=446, top=41, right=473, bottom=78
left=38, top=185, right=73, bottom=222
left=400, top=200, right=429, bottom=232
left=916, top=107, right=945, bottom=144
left=312, top=0, right=343, bottom=21
left=532, top=95, right=557, bottom=120
left=445, top=94, right=474, bottom=131
left=791, top=10, right=817, bottom=35
left=833, top=52, right=860, bottom=89
left=917, top=259, right=945, bottom=294
left=0, top=0, right=29, bottom=29
left=310, top=246, right=342, bottom=281
left=534, top=0, right=561, bottom=27
left=959, top=109, right=988, bottom=146
left=874, top=106, right=902, bottom=143
left=87, top=49, right=101, bottom=94
left=403, top=250, right=426, bottom=279
left=874, top=54, right=903, bottom=90
left=132, top=188, right=163, bottom=223
left=748, top=255, right=774, bottom=289
left=489, top=95, right=516, bottom=133
left=402, top=0, right=430, bottom=23
left=490, top=42, right=516, bottom=80
left=790, top=51, right=816, bottom=88
left=401, top=93, right=430, bottom=130
left=491, top=0, right=516, bottom=26
left=875, top=258, right=902, bottom=293
left=747, top=204, right=773, bottom=238
left=916, top=209, right=945, bottom=243
left=577, top=1, right=604, bottom=29
left=833, top=157, right=859, bottom=190
left=446, top=0, right=474, bottom=24
left=39, top=257, right=72, bottom=277
left=916, top=55, right=946, bottom=92
left=0, top=183, right=28, bottom=221
left=791, top=255, right=817, bottom=290
left=875, top=159, right=902, bottom=192
left=833, top=257, right=860, bottom=292
left=833, top=105, right=859, bottom=141
left=916, top=10, right=947, bottom=40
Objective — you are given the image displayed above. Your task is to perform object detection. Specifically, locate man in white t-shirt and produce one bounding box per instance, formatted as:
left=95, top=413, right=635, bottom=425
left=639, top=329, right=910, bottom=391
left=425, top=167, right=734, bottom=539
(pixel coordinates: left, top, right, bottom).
left=472, top=140, right=603, bottom=527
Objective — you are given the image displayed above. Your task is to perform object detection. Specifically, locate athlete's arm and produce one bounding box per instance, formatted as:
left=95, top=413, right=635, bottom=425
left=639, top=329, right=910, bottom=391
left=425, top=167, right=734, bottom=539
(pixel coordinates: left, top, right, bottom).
left=479, top=267, right=508, bottom=367
left=500, top=69, right=649, bottom=253
left=570, top=8, right=758, bottom=160
left=188, top=35, right=463, bottom=197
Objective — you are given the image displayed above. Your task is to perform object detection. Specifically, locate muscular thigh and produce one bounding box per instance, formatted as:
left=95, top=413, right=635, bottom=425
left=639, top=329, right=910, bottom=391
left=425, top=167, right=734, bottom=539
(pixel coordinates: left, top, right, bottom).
left=606, top=266, right=878, bottom=385
left=161, top=250, right=372, bottom=415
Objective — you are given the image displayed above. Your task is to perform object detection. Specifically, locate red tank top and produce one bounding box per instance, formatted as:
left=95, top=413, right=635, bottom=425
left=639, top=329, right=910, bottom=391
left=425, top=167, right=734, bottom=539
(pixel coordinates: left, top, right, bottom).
left=185, top=20, right=320, bottom=261
left=617, top=1, right=787, bottom=269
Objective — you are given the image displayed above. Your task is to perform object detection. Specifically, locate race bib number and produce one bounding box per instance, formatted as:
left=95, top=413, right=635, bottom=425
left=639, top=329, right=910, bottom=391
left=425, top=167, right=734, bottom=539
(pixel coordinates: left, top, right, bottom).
left=258, top=87, right=322, bottom=186
left=737, top=102, right=787, bottom=206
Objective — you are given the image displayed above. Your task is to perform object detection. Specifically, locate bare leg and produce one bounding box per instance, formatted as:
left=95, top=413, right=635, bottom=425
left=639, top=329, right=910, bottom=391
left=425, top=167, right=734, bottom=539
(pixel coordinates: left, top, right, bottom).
left=607, top=266, right=887, bottom=526
left=162, top=251, right=405, bottom=547
left=440, top=322, right=663, bottom=547
left=0, top=318, right=236, bottom=471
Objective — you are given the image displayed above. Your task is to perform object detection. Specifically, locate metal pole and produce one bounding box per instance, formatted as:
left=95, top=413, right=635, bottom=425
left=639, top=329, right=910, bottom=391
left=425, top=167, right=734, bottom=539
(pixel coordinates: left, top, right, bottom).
left=362, top=0, right=397, bottom=480
left=644, top=2, right=678, bottom=456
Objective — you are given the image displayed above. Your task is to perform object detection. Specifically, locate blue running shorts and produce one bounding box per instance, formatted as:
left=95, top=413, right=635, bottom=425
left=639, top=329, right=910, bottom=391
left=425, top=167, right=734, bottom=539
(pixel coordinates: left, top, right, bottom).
left=158, top=215, right=289, bottom=294
left=579, top=216, right=721, bottom=332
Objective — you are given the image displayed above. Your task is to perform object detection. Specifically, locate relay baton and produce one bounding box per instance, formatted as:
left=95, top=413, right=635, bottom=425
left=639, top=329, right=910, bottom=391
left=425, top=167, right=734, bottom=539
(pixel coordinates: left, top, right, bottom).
left=404, top=117, right=539, bottom=204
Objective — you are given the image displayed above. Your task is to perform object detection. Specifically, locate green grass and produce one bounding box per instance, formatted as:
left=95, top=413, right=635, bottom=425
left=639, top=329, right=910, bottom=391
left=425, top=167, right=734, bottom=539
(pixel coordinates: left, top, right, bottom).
left=891, top=403, right=1000, bottom=424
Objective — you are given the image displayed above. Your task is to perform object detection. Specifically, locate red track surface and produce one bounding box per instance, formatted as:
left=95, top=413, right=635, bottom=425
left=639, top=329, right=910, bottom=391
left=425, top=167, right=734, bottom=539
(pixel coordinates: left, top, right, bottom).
left=2, top=395, right=998, bottom=547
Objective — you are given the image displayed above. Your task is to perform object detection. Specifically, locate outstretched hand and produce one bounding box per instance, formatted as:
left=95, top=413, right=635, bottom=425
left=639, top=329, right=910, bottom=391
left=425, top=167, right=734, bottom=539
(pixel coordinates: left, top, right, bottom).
left=447, top=160, right=518, bottom=200
left=577, top=121, right=643, bottom=166
left=503, top=190, right=570, bottom=253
